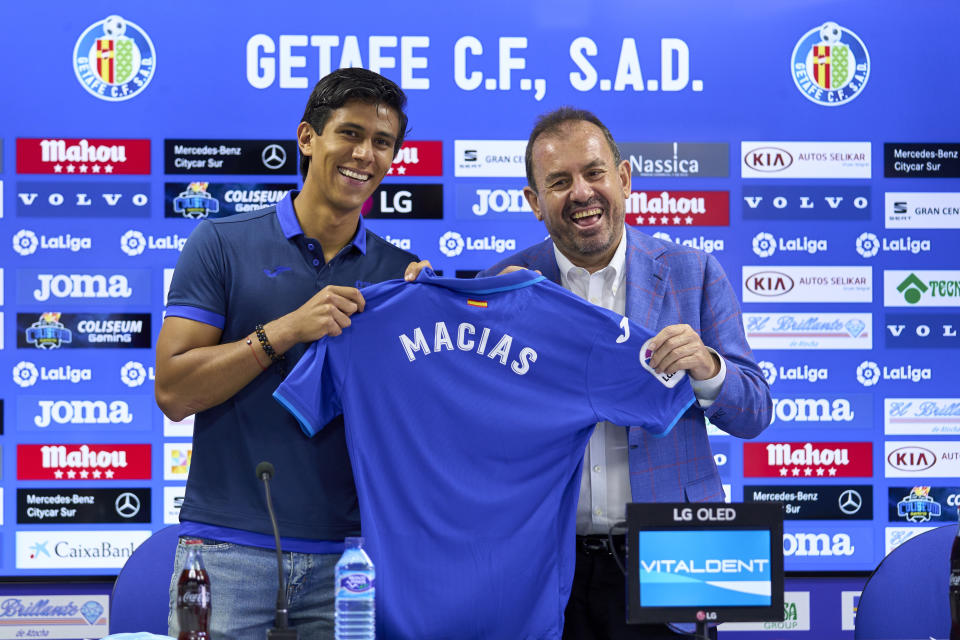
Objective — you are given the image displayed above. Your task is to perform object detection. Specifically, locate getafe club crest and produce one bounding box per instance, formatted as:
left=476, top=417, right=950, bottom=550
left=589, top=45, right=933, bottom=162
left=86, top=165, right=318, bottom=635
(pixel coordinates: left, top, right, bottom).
left=791, top=21, right=869, bottom=106
left=73, top=15, right=156, bottom=101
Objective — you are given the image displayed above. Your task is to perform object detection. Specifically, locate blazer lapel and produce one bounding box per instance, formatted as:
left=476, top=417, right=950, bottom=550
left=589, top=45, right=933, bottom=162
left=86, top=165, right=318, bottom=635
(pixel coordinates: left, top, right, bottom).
left=624, top=227, right=670, bottom=331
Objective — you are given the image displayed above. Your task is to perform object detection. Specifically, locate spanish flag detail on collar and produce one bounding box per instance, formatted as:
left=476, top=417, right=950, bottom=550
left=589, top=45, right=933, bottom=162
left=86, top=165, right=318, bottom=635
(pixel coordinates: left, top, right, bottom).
left=466, top=299, right=488, bottom=308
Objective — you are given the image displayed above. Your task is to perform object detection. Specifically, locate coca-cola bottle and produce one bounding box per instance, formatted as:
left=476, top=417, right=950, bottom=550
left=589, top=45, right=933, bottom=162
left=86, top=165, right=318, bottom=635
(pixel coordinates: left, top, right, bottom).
left=176, top=539, right=211, bottom=640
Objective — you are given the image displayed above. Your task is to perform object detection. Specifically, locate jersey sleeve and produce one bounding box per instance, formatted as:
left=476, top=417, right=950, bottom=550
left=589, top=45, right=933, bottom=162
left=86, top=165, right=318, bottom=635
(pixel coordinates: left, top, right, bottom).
left=273, top=338, right=342, bottom=437
left=164, top=221, right=228, bottom=329
left=585, top=313, right=696, bottom=436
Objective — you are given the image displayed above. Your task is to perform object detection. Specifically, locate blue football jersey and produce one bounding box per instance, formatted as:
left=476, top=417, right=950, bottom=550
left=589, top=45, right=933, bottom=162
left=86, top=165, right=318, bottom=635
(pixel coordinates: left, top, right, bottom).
left=274, top=269, right=695, bottom=640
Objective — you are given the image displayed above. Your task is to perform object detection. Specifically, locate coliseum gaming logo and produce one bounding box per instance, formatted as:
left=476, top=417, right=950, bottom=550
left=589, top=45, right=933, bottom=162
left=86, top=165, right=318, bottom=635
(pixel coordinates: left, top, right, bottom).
left=73, top=15, right=156, bottom=102
left=791, top=21, right=870, bottom=106
left=173, top=182, right=220, bottom=219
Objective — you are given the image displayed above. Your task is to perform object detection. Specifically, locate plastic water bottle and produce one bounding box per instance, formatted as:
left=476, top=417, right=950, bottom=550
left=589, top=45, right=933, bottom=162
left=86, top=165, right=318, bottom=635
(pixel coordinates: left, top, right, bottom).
left=335, top=536, right=375, bottom=640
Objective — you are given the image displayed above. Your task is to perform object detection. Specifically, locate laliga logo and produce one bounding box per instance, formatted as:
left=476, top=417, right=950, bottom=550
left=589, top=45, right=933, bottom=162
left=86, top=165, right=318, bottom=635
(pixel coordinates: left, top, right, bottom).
left=855, top=232, right=879, bottom=258
left=13, top=229, right=40, bottom=256
left=856, top=360, right=880, bottom=387
left=120, top=361, right=147, bottom=387
left=13, top=362, right=40, bottom=388
left=120, top=230, right=146, bottom=256
left=752, top=232, right=776, bottom=258
left=758, top=361, right=777, bottom=385
left=439, top=231, right=465, bottom=257
left=73, top=15, right=156, bottom=102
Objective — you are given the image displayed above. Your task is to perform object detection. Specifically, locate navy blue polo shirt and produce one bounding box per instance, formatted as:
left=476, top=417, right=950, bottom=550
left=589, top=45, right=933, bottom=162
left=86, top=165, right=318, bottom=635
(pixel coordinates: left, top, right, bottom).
left=165, top=191, right=417, bottom=545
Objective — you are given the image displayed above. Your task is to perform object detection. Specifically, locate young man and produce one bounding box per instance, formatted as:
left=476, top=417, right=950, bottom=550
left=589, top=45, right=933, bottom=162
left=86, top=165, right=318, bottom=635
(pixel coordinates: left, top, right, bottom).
left=156, top=68, right=426, bottom=639
left=479, top=107, right=773, bottom=639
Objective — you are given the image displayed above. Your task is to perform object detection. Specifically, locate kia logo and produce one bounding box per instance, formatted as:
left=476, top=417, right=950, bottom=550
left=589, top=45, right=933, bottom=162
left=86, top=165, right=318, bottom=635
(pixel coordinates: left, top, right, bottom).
left=744, top=147, right=794, bottom=172
left=887, top=446, right=936, bottom=471
left=746, top=271, right=795, bottom=296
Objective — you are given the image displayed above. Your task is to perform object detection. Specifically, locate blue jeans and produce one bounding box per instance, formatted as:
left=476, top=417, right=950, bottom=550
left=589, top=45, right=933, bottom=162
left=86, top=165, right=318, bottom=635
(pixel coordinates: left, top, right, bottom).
left=168, top=538, right=337, bottom=640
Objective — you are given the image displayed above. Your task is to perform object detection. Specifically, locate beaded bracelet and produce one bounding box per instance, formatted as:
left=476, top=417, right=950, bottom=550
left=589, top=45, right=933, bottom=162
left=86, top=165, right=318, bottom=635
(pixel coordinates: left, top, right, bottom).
left=255, top=323, right=286, bottom=375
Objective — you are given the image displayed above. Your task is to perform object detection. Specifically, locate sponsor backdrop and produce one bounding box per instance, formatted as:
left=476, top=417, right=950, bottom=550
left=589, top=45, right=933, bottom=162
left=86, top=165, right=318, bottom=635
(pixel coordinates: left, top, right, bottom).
left=0, top=2, right=957, bottom=632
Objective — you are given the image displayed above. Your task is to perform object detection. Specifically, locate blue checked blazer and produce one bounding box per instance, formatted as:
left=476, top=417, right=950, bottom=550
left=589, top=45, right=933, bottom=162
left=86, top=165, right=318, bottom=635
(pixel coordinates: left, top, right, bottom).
left=479, top=225, right=772, bottom=503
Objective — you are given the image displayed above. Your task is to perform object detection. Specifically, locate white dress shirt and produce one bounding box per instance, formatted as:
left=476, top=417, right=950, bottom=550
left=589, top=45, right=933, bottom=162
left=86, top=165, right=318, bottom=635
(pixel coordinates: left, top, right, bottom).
left=553, top=233, right=726, bottom=535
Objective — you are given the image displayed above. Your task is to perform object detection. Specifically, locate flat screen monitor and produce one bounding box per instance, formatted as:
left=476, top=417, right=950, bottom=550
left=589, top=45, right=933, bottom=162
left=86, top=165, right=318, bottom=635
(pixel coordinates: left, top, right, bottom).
left=627, top=502, right=785, bottom=625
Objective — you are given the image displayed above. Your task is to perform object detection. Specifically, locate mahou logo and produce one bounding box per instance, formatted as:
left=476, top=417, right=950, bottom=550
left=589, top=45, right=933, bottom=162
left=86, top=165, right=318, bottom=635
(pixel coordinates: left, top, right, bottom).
left=743, top=442, right=873, bottom=478
left=624, top=191, right=730, bottom=226
left=17, top=444, right=151, bottom=480
left=387, top=141, right=442, bottom=176
left=16, top=138, right=151, bottom=174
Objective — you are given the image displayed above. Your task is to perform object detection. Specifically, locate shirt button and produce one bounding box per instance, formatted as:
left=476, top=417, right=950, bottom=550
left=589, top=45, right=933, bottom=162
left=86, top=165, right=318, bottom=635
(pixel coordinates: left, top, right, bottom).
left=312, top=259, right=320, bottom=266
left=307, top=243, right=315, bottom=251
left=594, top=507, right=602, bottom=516
left=593, top=465, right=601, bottom=473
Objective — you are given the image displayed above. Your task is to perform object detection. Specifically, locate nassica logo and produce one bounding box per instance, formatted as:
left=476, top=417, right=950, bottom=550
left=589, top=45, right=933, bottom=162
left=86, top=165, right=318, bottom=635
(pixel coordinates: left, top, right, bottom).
left=791, top=21, right=869, bottom=106
left=73, top=15, right=156, bottom=101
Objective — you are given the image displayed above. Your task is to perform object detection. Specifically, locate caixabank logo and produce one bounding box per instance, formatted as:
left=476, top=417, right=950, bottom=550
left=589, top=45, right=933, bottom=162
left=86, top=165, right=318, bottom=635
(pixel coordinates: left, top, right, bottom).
left=791, top=21, right=869, bottom=106
left=12, top=229, right=92, bottom=255
left=17, top=312, right=151, bottom=348
left=16, top=530, right=151, bottom=569
left=73, top=15, right=155, bottom=101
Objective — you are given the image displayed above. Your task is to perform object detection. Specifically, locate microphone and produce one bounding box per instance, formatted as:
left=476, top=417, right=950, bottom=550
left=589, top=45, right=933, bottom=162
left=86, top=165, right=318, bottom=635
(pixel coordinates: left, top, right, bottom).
left=256, top=461, right=298, bottom=640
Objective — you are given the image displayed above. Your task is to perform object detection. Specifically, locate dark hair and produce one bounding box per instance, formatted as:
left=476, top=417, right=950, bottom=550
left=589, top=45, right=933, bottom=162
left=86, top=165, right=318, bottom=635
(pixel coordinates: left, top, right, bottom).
left=524, top=107, right=621, bottom=191
left=299, top=68, right=409, bottom=181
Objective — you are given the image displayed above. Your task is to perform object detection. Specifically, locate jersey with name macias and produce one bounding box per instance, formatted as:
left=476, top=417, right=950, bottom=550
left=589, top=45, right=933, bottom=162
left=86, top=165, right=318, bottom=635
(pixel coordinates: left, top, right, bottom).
left=274, top=269, right=695, bottom=640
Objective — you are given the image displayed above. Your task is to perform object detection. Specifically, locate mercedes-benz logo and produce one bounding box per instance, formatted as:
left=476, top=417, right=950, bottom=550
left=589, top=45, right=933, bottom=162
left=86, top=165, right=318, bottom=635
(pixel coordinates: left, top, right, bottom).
left=838, top=489, right=862, bottom=515
left=262, top=144, right=287, bottom=170
left=115, top=492, right=141, bottom=518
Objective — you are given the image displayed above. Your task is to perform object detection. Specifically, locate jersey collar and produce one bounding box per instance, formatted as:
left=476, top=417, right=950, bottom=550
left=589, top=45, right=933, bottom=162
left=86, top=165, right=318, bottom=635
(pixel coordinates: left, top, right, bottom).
left=415, top=267, right=545, bottom=294
left=277, top=190, right=368, bottom=255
